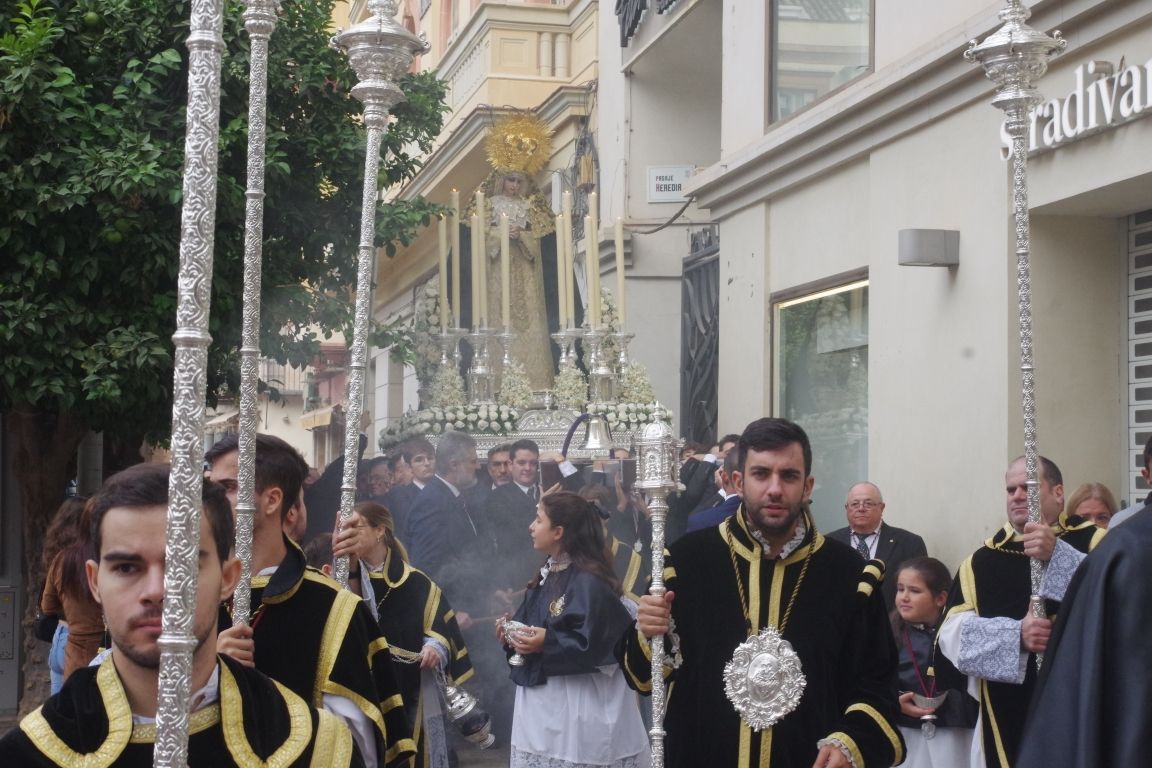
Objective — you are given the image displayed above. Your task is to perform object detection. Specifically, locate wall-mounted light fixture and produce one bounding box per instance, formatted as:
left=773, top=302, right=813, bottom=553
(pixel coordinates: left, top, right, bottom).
left=898, top=229, right=960, bottom=267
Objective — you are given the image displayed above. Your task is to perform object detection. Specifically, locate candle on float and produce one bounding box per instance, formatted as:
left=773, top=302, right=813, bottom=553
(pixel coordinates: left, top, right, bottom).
left=476, top=191, right=487, bottom=327
left=584, top=214, right=600, bottom=327
left=438, top=215, right=449, bottom=332
left=588, top=193, right=599, bottom=327
left=470, top=213, right=480, bottom=328
left=555, top=213, right=567, bottom=327
left=500, top=213, right=511, bottom=329
left=562, top=193, right=574, bottom=326
left=615, top=217, right=626, bottom=327
left=450, top=189, right=461, bottom=328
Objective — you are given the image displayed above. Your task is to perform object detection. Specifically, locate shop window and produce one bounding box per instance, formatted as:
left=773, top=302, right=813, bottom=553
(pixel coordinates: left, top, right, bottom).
left=773, top=280, right=868, bottom=531
left=771, top=0, right=873, bottom=122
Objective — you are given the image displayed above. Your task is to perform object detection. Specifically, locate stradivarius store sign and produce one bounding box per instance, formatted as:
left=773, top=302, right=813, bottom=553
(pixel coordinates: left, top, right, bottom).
left=999, top=54, right=1151, bottom=158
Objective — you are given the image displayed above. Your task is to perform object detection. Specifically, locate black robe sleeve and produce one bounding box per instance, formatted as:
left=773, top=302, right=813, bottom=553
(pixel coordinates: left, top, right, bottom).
left=1017, top=511, right=1152, bottom=768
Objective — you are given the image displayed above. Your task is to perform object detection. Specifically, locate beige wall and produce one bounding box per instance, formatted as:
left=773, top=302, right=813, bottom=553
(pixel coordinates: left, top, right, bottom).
left=717, top=203, right=771, bottom=429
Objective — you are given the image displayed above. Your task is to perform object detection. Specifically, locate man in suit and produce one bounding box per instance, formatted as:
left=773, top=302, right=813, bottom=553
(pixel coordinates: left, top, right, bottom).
left=381, top=438, right=435, bottom=544
left=464, top=442, right=513, bottom=512
left=686, top=449, right=743, bottom=533
left=486, top=438, right=542, bottom=593
left=668, top=433, right=740, bottom=543
left=827, top=481, right=927, bottom=609
left=406, top=431, right=493, bottom=628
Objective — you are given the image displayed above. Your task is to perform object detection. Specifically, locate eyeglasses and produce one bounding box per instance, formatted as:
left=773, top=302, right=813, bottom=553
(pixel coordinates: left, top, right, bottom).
left=846, top=500, right=880, bottom=510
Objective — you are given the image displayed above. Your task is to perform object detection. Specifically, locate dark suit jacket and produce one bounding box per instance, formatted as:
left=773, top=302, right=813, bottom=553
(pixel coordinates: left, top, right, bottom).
left=407, top=476, right=494, bottom=613
left=485, top=482, right=540, bottom=590
left=667, top=457, right=721, bottom=543
left=827, top=521, right=927, bottom=609
left=686, top=493, right=742, bottom=534
left=381, top=482, right=420, bottom=544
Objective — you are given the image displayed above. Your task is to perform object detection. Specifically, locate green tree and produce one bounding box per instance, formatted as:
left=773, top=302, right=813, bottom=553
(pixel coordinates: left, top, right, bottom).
left=0, top=0, right=447, bottom=710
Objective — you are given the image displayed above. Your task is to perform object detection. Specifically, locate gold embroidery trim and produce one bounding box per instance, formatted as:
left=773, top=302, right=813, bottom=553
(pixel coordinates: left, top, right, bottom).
left=311, top=710, right=354, bottom=768
left=128, top=704, right=221, bottom=743
left=220, top=664, right=313, bottom=767
left=846, top=702, right=904, bottom=763
left=20, top=660, right=132, bottom=768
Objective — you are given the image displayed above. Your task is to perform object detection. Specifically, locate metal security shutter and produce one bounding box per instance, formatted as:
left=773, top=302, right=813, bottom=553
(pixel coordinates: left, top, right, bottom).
left=1127, top=209, right=1152, bottom=503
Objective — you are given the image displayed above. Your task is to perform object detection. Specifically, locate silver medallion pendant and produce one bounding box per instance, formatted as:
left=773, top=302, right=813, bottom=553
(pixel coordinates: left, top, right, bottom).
left=723, top=626, right=806, bottom=731
left=913, top=692, right=947, bottom=741
left=920, top=716, right=937, bottom=740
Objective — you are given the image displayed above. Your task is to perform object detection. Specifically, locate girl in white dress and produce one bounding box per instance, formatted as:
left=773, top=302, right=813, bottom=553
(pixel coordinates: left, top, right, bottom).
left=503, top=491, right=650, bottom=768
left=893, top=557, right=978, bottom=768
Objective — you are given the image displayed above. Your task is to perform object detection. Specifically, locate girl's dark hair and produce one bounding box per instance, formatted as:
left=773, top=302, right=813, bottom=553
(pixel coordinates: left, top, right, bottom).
left=528, top=491, right=620, bottom=595
left=44, top=496, right=93, bottom=605
left=355, top=501, right=409, bottom=563
left=889, top=556, right=953, bottom=635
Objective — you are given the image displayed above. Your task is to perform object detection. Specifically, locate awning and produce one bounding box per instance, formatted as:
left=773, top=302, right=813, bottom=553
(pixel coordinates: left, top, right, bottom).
left=204, top=410, right=239, bottom=432
left=301, top=405, right=338, bottom=430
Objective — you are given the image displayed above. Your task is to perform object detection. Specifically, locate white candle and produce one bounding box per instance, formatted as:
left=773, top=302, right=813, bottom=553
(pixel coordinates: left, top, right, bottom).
left=555, top=214, right=567, bottom=327
left=588, top=193, right=599, bottom=327
left=585, top=214, right=600, bottom=327
left=438, top=215, right=449, bottom=332
left=500, top=213, right=511, bottom=329
left=470, top=213, right=480, bottom=328
left=562, top=193, right=575, bottom=326
left=450, top=189, right=461, bottom=328
left=476, top=191, right=487, bottom=327
left=615, top=217, right=626, bottom=328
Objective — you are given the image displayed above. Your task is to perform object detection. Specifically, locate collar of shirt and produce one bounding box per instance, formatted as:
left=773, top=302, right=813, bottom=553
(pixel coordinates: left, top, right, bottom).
left=515, top=481, right=533, bottom=495
left=746, top=514, right=808, bottom=559
left=854, top=529, right=879, bottom=541
left=413, top=479, right=426, bottom=490
left=132, top=664, right=220, bottom=724
left=436, top=475, right=461, bottom=496
left=539, top=553, right=572, bottom=584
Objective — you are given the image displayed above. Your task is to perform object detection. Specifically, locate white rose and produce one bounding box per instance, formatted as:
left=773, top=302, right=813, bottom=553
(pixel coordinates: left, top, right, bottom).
left=453, top=421, right=465, bottom=429
left=478, top=420, right=489, bottom=430
left=432, top=423, right=443, bottom=434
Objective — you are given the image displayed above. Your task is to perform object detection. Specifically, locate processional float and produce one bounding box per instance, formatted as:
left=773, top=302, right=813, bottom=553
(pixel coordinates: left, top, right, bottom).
left=159, top=0, right=425, bottom=763
left=965, top=0, right=1066, bottom=669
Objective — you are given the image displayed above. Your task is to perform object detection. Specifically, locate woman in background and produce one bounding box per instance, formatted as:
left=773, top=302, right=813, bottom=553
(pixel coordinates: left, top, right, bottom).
left=1066, top=482, right=1118, bottom=528
left=504, top=491, right=650, bottom=768
left=40, top=495, right=102, bottom=690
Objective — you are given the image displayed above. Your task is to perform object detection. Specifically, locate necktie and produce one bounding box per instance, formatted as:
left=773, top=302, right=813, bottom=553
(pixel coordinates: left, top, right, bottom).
left=855, top=533, right=871, bottom=560
left=527, top=486, right=538, bottom=503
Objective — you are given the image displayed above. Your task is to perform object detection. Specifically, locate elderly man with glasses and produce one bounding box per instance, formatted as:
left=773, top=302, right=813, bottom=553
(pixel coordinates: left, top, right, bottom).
left=827, top=481, right=927, bottom=610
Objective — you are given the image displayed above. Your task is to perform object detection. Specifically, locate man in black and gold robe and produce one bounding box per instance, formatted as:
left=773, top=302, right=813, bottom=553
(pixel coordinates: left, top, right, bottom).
left=0, top=463, right=363, bottom=767
left=938, top=456, right=1103, bottom=768
left=619, top=418, right=904, bottom=768
left=209, top=434, right=415, bottom=767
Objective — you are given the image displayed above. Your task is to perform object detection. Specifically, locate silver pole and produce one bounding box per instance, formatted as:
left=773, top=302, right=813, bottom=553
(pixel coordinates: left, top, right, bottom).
left=156, top=0, right=227, bottom=764
left=330, top=1, right=428, bottom=587
left=233, top=0, right=280, bottom=629
left=633, top=405, right=680, bottom=768
left=965, top=0, right=1066, bottom=667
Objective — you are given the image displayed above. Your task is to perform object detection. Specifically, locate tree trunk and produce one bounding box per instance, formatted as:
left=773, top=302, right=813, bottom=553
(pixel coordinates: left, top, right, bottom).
left=8, top=407, right=88, bottom=717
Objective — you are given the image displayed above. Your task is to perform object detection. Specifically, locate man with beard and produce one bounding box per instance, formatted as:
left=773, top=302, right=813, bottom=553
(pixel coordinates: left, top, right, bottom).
left=618, top=418, right=904, bottom=768
left=0, top=463, right=363, bottom=766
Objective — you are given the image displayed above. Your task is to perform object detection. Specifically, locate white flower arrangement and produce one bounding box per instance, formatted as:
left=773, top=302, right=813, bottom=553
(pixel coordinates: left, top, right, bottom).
left=618, top=361, right=655, bottom=404
left=379, top=404, right=520, bottom=451
left=600, top=401, right=671, bottom=432
left=553, top=362, right=588, bottom=408
left=428, top=365, right=466, bottom=408
left=499, top=359, right=534, bottom=409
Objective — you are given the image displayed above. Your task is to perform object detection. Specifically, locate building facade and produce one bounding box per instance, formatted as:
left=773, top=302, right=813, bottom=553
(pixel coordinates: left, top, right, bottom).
left=622, top=0, right=1152, bottom=567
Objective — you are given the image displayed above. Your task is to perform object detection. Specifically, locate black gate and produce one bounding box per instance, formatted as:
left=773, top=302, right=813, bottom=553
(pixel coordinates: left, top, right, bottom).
left=680, top=226, right=720, bottom=444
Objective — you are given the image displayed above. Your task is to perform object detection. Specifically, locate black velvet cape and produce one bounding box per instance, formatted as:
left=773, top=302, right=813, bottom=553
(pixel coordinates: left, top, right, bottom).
left=0, top=655, right=363, bottom=767
left=1016, top=507, right=1152, bottom=768
left=221, top=538, right=415, bottom=766
left=368, top=554, right=472, bottom=767
left=943, top=515, right=1102, bottom=768
left=617, top=511, right=904, bottom=768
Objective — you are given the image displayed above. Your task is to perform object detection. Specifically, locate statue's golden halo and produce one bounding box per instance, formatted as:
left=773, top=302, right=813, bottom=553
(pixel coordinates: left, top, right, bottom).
left=485, top=112, right=553, bottom=177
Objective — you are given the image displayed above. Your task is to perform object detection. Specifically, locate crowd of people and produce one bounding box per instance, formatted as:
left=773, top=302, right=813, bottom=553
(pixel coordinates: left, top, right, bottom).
left=4, top=416, right=1149, bottom=767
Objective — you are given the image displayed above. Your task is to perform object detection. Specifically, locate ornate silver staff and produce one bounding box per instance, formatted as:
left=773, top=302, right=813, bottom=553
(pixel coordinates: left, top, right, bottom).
left=633, top=405, right=680, bottom=768
left=331, top=1, right=428, bottom=587
left=233, top=0, right=280, bottom=629
left=156, top=0, right=227, bottom=763
left=965, top=0, right=1065, bottom=667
